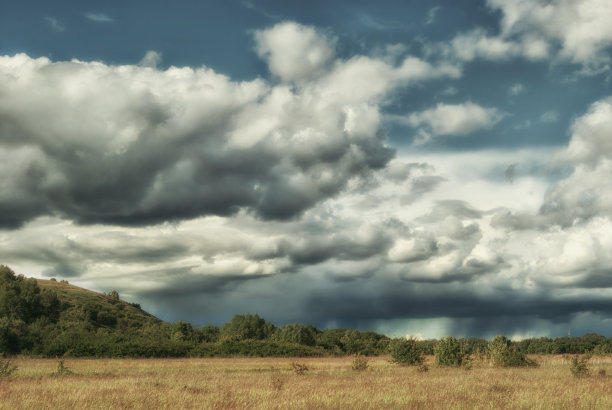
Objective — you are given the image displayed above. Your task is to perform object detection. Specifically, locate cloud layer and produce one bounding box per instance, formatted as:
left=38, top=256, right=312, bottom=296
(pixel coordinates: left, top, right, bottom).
left=3, top=7, right=612, bottom=339
left=0, top=26, right=460, bottom=228
left=429, top=0, right=612, bottom=73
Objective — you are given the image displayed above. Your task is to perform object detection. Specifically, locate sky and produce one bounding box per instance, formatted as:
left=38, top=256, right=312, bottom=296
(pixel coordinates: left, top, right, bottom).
left=1, top=0, right=612, bottom=339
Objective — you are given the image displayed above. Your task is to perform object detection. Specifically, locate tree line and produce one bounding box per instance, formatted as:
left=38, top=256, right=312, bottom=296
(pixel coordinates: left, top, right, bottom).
left=1, top=265, right=611, bottom=358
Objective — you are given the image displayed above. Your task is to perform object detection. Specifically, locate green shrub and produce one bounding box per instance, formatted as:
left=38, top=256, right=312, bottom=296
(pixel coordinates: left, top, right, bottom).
left=593, top=343, right=612, bottom=356
left=486, top=335, right=538, bottom=367
left=55, top=354, right=73, bottom=376
left=389, top=338, right=424, bottom=366
left=55, top=359, right=72, bottom=375
left=351, top=353, right=368, bottom=371
left=569, top=355, right=589, bottom=377
left=107, top=290, right=120, bottom=301
left=0, top=357, right=17, bottom=379
left=434, top=336, right=468, bottom=367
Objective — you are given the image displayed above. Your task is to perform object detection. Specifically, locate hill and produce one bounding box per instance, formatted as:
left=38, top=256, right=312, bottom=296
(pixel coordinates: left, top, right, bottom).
left=1, top=265, right=391, bottom=357
left=1, top=265, right=192, bottom=357
left=36, top=278, right=161, bottom=330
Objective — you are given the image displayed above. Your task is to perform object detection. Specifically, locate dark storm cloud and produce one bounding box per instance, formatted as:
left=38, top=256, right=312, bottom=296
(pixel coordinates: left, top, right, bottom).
left=280, top=232, right=393, bottom=265
left=3, top=240, right=87, bottom=279
left=0, top=198, right=48, bottom=229
left=556, top=269, right=612, bottom=289
left=397, top=259, right=505, bottom=284
left=303, top=281, right=612, bottom=332
left=76, top=239, right=190, bottom=265
left=140, top=272, right=269, bottom=297
left=132, top=270, right=612, bottom=337
left=42, top=261, right=82, bottom=278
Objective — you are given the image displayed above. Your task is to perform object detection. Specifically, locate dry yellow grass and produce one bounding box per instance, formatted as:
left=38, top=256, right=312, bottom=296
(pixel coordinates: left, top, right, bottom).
left=1, top=355, right=611, bottom=409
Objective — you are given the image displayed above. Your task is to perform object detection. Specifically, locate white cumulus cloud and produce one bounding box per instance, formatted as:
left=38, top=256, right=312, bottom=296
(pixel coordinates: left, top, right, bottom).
left=433, top=0, right=612, bottom=73
left=404, top=102, right=505, bottom=143
left=254, top=22, right=336, bottom=83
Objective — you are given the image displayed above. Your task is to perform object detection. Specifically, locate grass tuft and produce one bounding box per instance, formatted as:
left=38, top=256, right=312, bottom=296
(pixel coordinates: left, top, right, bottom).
left=290, top=362, right=309, bottom=375
left=417, top=363, right=429, bottom=373
left=270, top=375, right=284, bottom=391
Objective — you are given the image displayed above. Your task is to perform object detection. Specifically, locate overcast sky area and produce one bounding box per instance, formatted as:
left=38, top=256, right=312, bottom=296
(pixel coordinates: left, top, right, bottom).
left=2, top=0, right=612, bottom=339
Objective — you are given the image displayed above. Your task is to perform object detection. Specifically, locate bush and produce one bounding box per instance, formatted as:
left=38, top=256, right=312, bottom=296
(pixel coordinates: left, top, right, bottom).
left=569, top=355, right=590, bottom=377
left=593, top=343, right=612, bottom=356
left=487, top=335, right=538, bottom=367
left=0, top=357, right=17, bottom=379
left=55, top=358, right=72, bottom=375
left=389, top=338, right=424, bottom=366
left=351, top=354, right=368, bottom=371
left=434, top=336, right=468, bottom=367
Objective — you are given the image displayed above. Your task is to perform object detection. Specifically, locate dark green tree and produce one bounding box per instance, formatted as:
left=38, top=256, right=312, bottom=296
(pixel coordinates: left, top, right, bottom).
left=171, top=321, right=197, bottom=342
left=389, top=338, right=424, bottom=366
left=199, top=325, right=220, bottom=343
left=316, top=329, right=346, bottom=353
left=0, top=265, right=44, bottom=323
left=434, top=336, right=468, bottom=367
left=220, top=314, right=275, bottom=341
left=274, top=324, right=317, bottom=346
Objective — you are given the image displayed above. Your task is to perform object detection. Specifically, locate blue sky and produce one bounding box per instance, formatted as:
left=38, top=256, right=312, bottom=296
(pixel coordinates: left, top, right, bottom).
left=2, top=0, right=612, bottom=339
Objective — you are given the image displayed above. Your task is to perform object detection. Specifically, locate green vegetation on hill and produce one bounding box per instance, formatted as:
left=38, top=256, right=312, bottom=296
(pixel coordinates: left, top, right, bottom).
left=2, top=265, right=612, bottom=358
left=37, top=278, right=161, bottom=329
left=0, top=265, right=389, bottom=357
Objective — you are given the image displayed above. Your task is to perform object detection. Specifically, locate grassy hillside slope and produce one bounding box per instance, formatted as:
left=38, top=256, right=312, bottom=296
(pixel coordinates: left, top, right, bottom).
left=36, top=279, right=161, bottom=330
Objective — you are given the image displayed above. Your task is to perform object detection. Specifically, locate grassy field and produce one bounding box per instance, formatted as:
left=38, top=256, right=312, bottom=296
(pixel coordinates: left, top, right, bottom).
left=1, top=355, right=611, bottom=409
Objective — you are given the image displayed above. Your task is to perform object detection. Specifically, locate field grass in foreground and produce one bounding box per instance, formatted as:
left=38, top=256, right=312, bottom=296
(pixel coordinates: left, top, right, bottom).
left=1, top=355, right=612, bottom=409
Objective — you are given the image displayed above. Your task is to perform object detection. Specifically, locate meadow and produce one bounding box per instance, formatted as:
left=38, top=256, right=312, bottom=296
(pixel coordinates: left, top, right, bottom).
left=1, top=355, right=611, bottom=409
